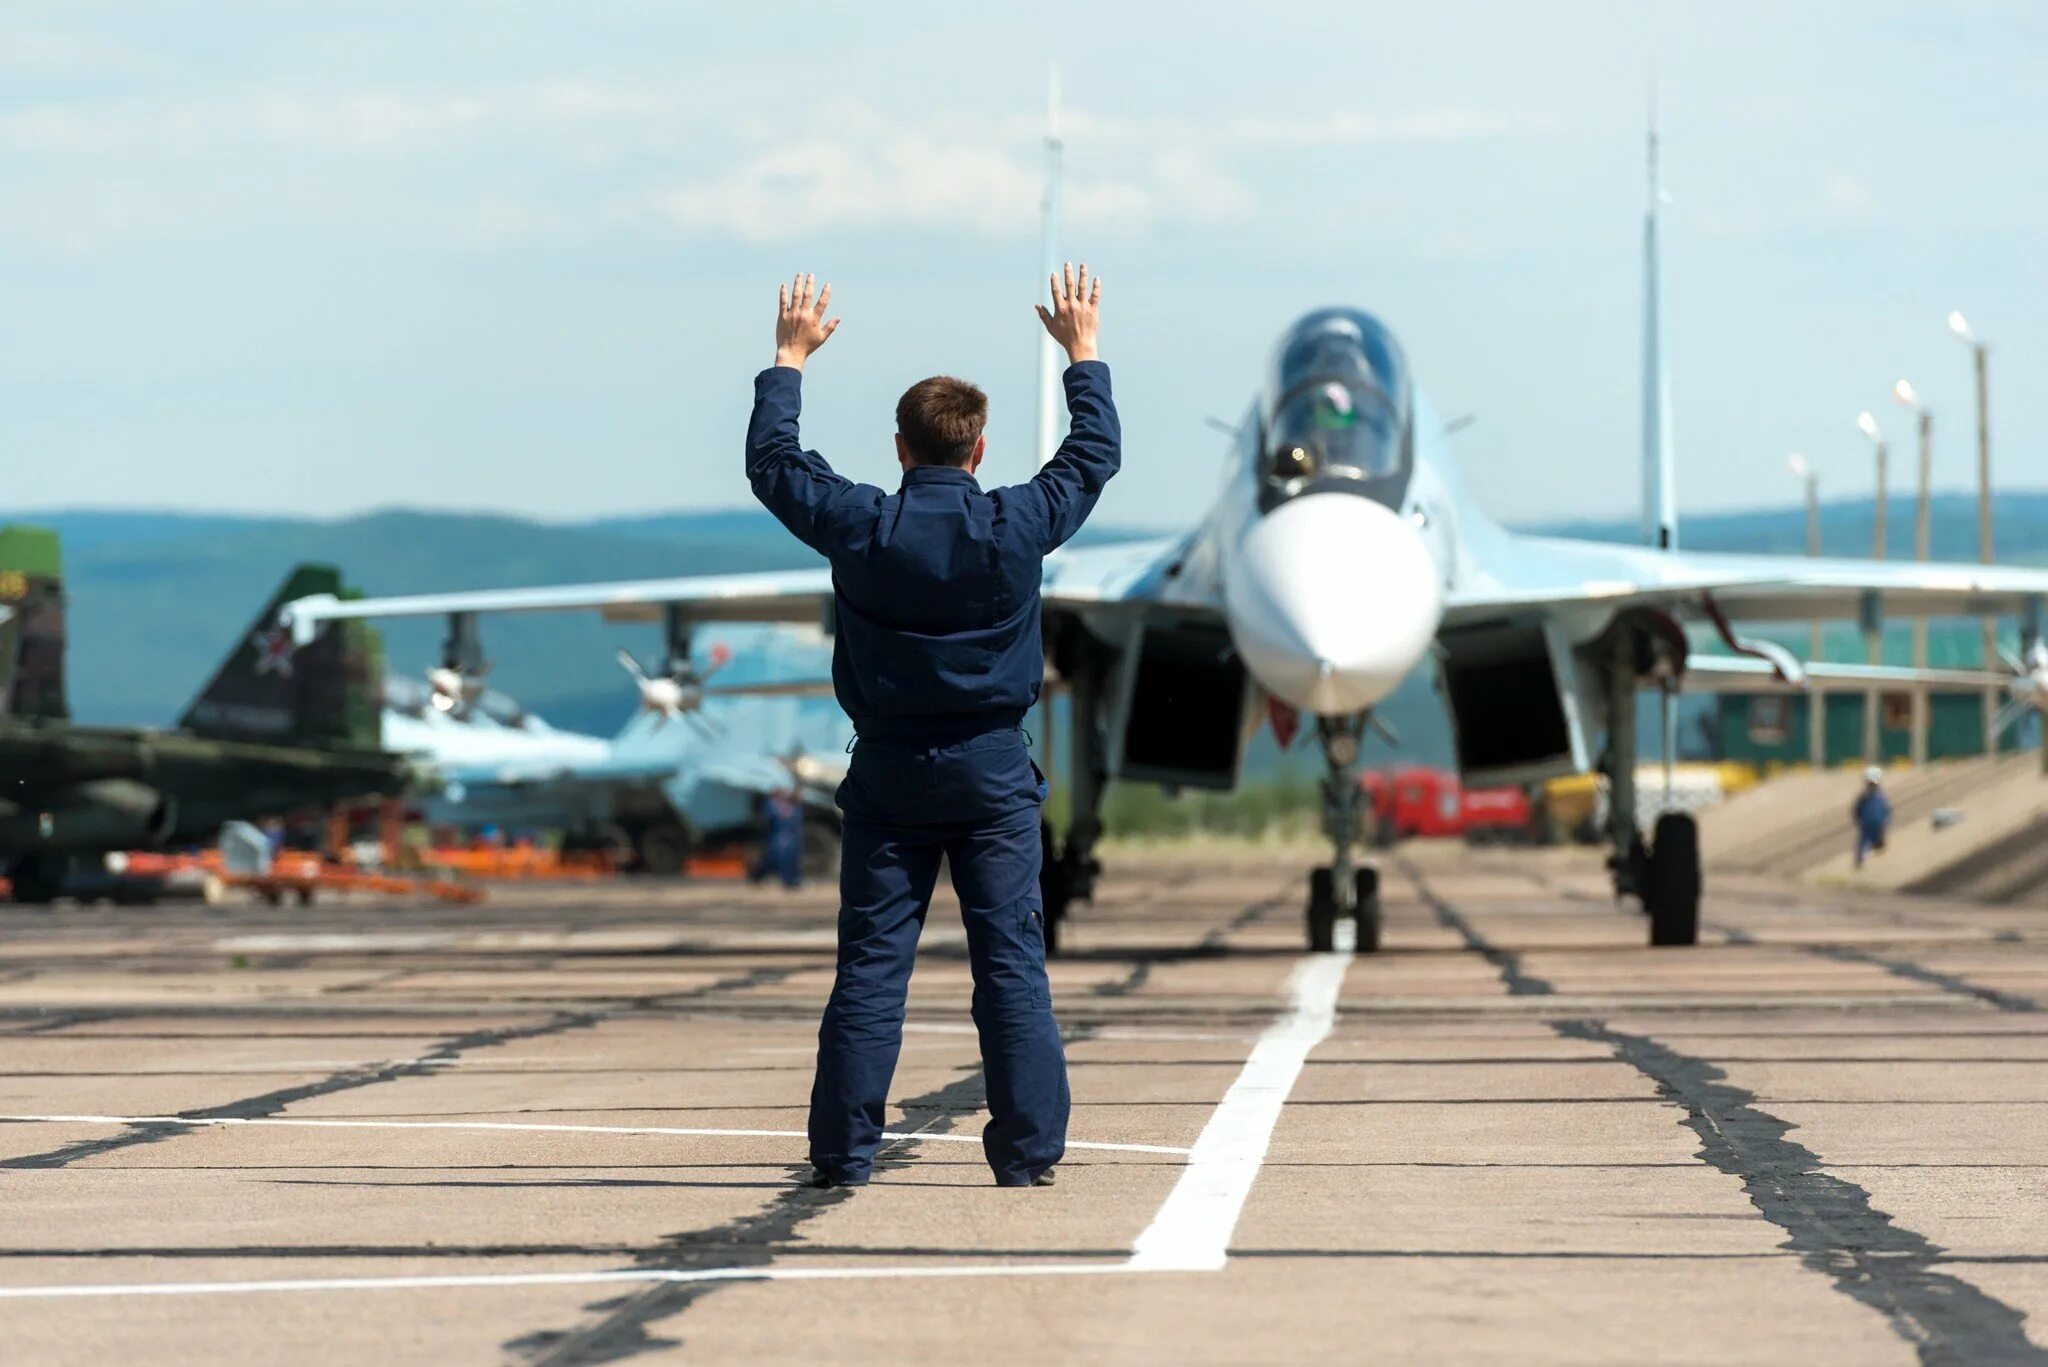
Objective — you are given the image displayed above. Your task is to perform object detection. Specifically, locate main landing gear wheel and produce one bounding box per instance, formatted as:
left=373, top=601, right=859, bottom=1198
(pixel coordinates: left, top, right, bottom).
left=634, top=820, right=689, bottom=877
left=1353, top=867, right=1381, bottom=954
left=1644, top=812, right=1701, bottom=947
left=7, top=855, right=63, bottom=905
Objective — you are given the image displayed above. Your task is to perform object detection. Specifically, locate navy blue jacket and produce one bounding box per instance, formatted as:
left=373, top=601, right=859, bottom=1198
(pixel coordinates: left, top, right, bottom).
left=747, top=360, right=1120, bottom=740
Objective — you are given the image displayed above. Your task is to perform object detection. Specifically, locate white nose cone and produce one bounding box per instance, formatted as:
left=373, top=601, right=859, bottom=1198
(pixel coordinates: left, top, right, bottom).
left=1225, top=493, right=1442, bottom=715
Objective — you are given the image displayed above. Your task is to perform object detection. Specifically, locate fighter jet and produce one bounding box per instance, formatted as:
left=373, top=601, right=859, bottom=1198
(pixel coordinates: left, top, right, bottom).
left=0, top=526, right=409, bottom=902
left=381, top=631, right=848, bottom=876
left=279, top=118, right=2040, bottom=952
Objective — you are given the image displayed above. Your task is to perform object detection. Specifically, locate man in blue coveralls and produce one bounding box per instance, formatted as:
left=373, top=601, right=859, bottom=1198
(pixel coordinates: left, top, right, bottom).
left=749, top=786, right=805, bottom=889
left=1852, top=766, right=1892, bottom=869
left=747, top=265, right=1118, bottom=1189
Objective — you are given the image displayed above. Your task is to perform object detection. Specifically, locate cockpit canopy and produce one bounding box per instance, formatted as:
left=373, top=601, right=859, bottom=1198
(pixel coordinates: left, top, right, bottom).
left=1260, top=309, right=1412, bottom=505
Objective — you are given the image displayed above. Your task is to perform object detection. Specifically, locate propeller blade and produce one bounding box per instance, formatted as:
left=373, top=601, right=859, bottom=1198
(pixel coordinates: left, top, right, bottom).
left=1994, top=697, right=2033, bottom=739
left=1999, top=644, right=2025, bottom=673
left=702, top=680, right=837, bottom=698
left=616, top=648, right=649, bottom=683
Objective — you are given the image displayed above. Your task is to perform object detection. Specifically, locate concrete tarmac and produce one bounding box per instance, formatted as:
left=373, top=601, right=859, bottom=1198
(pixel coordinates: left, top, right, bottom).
left=4, top=843, right=2048, bottom=1364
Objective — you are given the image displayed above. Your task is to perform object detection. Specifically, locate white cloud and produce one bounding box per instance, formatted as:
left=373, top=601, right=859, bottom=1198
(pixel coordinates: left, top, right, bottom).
left=1821, top=170, right=1875, bottom=213
left=654, top=103, right=1255, bottom=240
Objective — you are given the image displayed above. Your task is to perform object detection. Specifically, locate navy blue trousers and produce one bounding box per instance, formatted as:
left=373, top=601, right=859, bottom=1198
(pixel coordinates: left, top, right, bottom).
left=809, top=729, right=1068, bottom=1186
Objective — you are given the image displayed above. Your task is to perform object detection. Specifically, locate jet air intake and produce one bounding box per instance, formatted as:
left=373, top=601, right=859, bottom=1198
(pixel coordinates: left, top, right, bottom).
left=1224, top=493, right=1441, bottom=715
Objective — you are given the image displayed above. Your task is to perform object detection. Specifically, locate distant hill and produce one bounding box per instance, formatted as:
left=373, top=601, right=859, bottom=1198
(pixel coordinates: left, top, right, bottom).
left=15, top=496, right=2040, bottom=759
left=1528, top=491, right=2048, bottom=564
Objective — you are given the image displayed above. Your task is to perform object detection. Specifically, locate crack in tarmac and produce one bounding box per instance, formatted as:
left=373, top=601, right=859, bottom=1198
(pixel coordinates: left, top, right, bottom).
left=1806, top=945, right=2041, bottom=1014
left=1397, top=856, right=1556, bottom=996
left=1406, top=866, right=2048, bottom=1361
left=504, top=1063, right=991, bottom=1366
left=1090, top=888, right=1287, bottom=998
left=1560, top=1018, right=2048, bottom=1365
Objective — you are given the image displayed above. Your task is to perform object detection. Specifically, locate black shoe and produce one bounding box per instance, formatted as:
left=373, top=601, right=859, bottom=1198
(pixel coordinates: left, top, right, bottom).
left=799, top=1168, right=867, bottom=1189
left=997, top=1167, right=1057, bottom=1188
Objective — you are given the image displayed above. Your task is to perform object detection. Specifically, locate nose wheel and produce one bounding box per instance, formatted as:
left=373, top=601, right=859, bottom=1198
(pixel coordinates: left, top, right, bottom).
left=1306, top=865, right=1380, bottom=953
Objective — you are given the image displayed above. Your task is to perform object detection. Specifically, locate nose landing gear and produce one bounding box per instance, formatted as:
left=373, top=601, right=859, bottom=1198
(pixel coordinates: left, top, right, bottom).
left=1306, top=715, right=1382, bottom=953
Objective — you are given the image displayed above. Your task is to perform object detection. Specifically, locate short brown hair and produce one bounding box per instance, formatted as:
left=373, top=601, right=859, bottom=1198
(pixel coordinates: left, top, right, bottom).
left=895, top=376, right=987, bottom=467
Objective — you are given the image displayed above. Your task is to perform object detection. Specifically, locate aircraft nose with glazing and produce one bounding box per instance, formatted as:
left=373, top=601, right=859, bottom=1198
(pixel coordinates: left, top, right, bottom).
left=1223, top=493, right=1443, bottom=715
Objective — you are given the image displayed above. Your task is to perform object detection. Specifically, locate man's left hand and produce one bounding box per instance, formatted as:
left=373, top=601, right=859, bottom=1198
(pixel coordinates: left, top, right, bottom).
left=775, top=274, right=841, bottom=371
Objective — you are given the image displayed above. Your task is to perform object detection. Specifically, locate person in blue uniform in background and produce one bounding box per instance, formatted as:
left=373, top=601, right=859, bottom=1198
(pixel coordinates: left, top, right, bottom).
left=747, top=265, right=1118, bottom=1189
left=1852, top=766, right=1892, bottom=869
left=750, top=786, right=806, bottom=889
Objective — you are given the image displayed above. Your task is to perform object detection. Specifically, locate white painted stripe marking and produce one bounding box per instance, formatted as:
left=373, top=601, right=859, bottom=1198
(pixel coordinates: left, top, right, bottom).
left=0, top=1261, right=1140, bottom=1301
left=1127, top=951, right=1352, bottom=1272
left=0, top=1114, right=1189, bottom=1156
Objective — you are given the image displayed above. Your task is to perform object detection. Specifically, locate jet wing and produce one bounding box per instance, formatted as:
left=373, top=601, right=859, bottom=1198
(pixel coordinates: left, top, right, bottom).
left=1682, top=654, right=2008, bottom=694
left=1446, top=535, right=2048, bottom=626
left=1043, top=535, right=1203, bottom=612
left=438, top=755, right=684, bottom=789
left=282, top=567, right=837, bottom=641
left=283, top=538, right=1201, bottom=641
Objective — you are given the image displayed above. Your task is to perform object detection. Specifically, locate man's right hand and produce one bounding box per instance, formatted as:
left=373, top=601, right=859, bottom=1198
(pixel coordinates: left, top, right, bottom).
left=1035, top=261, right=1101, bottom=364
left=775, top=273, right=840, bottom=371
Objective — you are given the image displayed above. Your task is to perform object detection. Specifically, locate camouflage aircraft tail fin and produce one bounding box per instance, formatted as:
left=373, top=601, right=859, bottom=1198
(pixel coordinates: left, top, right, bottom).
left=0, top=524, right=70, bottom=722
left=179, top=564, right=385, bottom=751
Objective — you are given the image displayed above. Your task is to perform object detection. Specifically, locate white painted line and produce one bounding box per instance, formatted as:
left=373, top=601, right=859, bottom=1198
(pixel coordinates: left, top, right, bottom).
left=1127, top=952, right=1352, bottom=1272
left=0, top=1114, right=1190, bottom=1156
left=0, top=1261, right=1146, bottom=1301
left=1078, top=1027, right=1251, bottom=1043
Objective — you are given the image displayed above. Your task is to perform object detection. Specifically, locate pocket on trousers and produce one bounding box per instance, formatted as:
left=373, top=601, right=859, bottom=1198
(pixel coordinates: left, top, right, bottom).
left=1017, top=902, right=1052, bottom=1008
left=1029, top=757, right=1048, bottom=805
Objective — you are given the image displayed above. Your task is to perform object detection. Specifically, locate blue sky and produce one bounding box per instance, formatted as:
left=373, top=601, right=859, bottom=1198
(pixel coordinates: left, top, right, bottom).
left=2, top=1, right=2042, bottom=530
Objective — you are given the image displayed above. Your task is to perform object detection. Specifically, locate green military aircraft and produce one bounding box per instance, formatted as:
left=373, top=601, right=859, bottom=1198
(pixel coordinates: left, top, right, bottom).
left=0, top=525, right=409, bottom=902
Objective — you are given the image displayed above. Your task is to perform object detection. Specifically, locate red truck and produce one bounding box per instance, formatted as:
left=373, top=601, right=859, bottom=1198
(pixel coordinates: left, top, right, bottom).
left=1361, top=766, right=1534, bottom=845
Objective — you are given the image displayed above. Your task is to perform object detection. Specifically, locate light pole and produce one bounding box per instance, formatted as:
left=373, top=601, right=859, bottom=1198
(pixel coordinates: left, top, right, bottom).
left=1791, top=453, right=1825, bottom=767
left=1857, top=410, right=1888, bottom=560
left=1854, top=413, right=1888, bottom=765
left=1950, top=310, right=1996, bottom=754
left=1894, top=378, right=1933, bottom=766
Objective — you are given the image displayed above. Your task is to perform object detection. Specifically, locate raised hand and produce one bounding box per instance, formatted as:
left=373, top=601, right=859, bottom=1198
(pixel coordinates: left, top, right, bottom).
left=774, top=273, right=841, bottom=371
left=1034, top=261, right=1101, bottom=365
